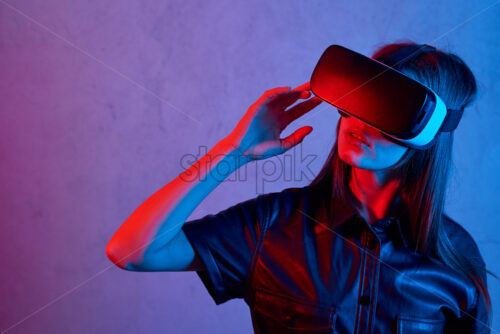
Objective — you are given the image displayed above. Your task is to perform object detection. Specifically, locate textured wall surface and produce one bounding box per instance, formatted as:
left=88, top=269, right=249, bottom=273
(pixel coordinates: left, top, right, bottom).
left=1, top=0, right=499, bottom=333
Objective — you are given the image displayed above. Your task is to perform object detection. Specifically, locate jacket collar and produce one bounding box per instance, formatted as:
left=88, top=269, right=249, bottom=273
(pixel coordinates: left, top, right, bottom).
left=324, top=185, right=411, bottom=249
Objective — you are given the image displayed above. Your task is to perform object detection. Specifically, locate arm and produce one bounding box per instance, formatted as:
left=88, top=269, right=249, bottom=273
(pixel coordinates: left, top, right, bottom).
left=106, top=137, right=250, bottom=271
left=105, top=83, right=321, bottom=272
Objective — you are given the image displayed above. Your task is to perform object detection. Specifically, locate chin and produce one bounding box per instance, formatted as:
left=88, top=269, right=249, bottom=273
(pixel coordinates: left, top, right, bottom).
left=339, top=152, right=393, bottom=171
left=338, top=150, right=364, bottom=168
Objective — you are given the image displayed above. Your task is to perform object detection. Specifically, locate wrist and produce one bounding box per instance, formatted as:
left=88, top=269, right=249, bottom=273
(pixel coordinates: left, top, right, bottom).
left=216, top=136, right=252, bottom=166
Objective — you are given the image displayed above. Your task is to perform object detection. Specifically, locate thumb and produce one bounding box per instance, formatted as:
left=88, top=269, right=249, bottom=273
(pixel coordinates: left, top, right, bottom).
left=280, top=126, right=313, bottom=151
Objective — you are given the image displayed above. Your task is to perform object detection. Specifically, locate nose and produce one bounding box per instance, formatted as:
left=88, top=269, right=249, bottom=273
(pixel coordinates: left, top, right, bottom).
left=350, top=116, right=374, bottom=132
left=348, top=116, right=383, bottom=138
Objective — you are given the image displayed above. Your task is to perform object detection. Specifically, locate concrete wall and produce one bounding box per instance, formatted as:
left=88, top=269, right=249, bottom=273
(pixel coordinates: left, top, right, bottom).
left=1, top=0, right=498, bottom=333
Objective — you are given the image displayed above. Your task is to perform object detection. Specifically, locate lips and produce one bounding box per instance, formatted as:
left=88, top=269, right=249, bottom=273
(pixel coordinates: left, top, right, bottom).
left=349, top=131, right=370, bottom=147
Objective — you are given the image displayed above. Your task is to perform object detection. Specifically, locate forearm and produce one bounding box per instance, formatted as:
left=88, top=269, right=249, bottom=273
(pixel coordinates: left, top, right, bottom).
left=105, top=136, right=250, bottom=268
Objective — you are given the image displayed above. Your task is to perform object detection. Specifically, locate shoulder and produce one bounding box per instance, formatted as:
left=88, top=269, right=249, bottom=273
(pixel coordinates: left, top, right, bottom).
left=441, top=214, right=486, bottom=269
left=258, top=185, right=311, bottom=212
left=255, top=184, right=317, bottom=229
left=440, top=215, right=490, bottom=317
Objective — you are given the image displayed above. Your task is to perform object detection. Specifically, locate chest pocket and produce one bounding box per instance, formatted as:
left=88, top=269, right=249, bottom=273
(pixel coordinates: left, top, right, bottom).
left=252, top=288, right=336, bottom=333
left=396, top=314, right=445, bottom=334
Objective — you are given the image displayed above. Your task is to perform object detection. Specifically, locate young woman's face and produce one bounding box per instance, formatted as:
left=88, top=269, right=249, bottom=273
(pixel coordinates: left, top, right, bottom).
left=337, top=116, right=409, bottom=170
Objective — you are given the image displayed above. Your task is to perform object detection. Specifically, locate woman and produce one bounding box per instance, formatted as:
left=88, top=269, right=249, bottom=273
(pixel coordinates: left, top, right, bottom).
left=106, top=42, right=493, bottom=333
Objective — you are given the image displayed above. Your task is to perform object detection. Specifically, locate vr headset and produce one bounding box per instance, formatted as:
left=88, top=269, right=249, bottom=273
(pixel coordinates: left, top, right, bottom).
left=310, top=44, right=463, bottom=149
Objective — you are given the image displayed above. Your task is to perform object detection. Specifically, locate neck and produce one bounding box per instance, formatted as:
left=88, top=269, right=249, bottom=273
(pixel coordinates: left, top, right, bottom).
left=348, top=167, right=403, bottom=224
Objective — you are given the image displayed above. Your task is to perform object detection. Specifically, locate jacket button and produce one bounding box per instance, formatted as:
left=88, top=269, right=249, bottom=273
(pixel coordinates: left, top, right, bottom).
left=359, top=295, right=371, bottom=305
left=284, top=315, right=296, bottom=327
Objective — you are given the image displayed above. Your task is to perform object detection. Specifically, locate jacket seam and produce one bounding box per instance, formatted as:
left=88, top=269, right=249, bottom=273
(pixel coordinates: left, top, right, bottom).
left=198, top=237, right=227, bottom=303
left=467, top=285, right=480, bottom=315
left=243, top=197, right=270, bottom=305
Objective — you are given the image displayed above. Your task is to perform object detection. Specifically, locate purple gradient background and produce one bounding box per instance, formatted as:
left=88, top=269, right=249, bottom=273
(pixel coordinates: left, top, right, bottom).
left=1, top=1, right=499, bottom=333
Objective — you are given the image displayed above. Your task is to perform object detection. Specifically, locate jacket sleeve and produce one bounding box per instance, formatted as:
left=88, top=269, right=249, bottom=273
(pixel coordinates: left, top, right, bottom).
left=181, top=192, right=276, bottom=305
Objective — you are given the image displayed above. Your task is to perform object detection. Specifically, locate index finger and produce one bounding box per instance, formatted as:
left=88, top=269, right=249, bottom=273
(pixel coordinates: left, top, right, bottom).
left=291, top=81, right=311, bottom=92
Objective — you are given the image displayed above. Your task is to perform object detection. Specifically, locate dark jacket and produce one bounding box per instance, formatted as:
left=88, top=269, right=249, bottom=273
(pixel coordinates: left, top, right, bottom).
left=182, top=179, right=489, bottom=333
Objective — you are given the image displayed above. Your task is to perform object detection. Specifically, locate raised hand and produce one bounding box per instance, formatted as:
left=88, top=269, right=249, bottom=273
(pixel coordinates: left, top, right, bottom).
left=227, top=82, right=323, bottom=161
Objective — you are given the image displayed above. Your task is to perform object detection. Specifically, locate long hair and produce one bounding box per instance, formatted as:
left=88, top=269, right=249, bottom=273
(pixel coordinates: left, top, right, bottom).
left=310, top=41, right=495, bottom=324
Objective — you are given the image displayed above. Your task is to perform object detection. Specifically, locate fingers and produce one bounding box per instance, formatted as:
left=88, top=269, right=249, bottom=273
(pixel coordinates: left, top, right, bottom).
left=285, top=96, right=323, bottom=124
left=280, top=126, right=313, bottom=150
left=262, top=81, right=311, bottom=99
left=254, top=126, right=313, bottom=159
left=260, top=86, right=291, bottom=102
left=261, top=83, right=311, bottom=106
left=266, top=82, right=310, bottom=97
left=273, top=81, right=313, bottom=107
left=291, top=81, right=311, bottom=92
left=272, top=89, right=311, bottom=109
left=246, top=124, right=313, bottom=160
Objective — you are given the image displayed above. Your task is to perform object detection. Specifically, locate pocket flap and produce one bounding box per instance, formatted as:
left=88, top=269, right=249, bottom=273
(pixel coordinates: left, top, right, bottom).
left=253, top=288, right=336, bottom=332
left=397, top=314, right=445, bottom=333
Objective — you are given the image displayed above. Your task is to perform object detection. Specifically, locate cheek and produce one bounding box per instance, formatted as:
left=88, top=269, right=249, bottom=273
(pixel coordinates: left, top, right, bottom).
left=337, top=117, right=409, bottom=169
left=371, top=141, right=408, bottom=167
